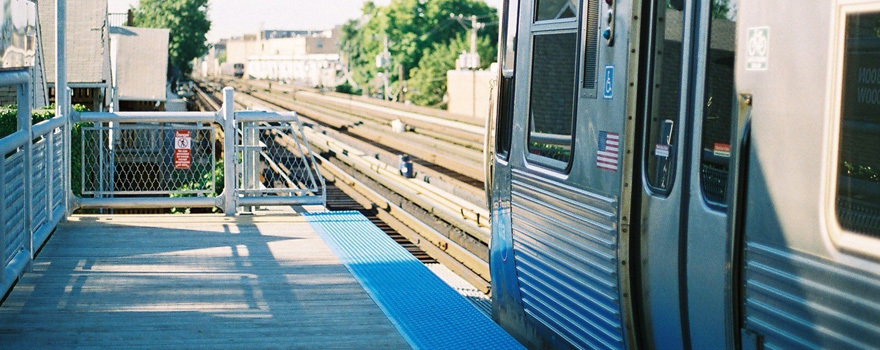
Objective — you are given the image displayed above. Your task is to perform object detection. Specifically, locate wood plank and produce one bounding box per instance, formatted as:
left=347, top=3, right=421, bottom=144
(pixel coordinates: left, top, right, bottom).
left=0, top=214, right=412, bottom=349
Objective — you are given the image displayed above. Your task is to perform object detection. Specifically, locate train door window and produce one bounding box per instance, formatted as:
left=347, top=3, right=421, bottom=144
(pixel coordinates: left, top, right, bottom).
left=496, top=0, right=521, bottom=160
left=835, top=10, right=880, bottom=238
left=526, top=0, right=579, bottom=168
left=698, top=0, right=737, bottom=208
left=644, top=0, right=686, bottom=193
left=536, top=0, right=577, bottom=21
left=502, top=0, right=521, bottom=76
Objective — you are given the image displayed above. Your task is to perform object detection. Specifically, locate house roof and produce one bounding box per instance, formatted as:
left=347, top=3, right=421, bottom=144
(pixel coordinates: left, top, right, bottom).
left=38, top=0, right=110, bottom=85
left=110, top=26, right=169, bottom=101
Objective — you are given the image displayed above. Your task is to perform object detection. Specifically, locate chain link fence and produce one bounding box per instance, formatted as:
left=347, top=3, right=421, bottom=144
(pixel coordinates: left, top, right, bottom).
left=81, top=123, right=219, bottom=196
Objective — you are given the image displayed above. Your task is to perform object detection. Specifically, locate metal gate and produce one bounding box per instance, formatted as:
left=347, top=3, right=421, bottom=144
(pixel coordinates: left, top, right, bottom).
left=75, top=87, right=325, bottom=214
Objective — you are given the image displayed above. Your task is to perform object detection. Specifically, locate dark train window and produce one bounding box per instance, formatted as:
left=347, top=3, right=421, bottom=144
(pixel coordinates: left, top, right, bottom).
left=836, top=11, right=880, bottom=238
left=644, top=0, right=686, bottom=193
left=527, top=32, right=578, bottom=166
left=536, top=0, right=577, bottom=21
left=699, top=0, right=737, bottom=208
left=496, top=0, right=520, bottom=160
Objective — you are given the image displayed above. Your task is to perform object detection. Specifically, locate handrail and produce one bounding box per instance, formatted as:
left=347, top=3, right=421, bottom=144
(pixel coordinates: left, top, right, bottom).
left=236, top=110, right=297, bottom=123
left=0, top=130, right=29, bottom=155
left=75, top=111, right=219, bottom=123
left=32, top=115, right=66, bottom=136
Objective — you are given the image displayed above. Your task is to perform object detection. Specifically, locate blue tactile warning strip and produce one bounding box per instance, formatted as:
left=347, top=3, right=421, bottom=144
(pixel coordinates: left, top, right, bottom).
left=305, top=211, right=525, bottom=350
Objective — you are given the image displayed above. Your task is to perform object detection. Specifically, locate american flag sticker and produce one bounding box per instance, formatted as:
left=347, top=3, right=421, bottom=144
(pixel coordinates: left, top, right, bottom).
left=597, top=131, right=620, bottom=171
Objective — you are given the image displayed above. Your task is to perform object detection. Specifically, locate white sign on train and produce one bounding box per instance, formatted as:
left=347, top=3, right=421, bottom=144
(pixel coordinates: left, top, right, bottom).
left=746, top=27, right=770, bottom=71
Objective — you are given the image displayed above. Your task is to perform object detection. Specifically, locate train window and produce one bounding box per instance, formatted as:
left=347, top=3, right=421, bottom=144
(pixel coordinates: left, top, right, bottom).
left=535, top=0, right=577, bottom=22
left=835, top=10, right=880, bottom=238
left=698, top=0, right=737, bottom=208
left=497, top=0, right=520, bottom=160
left=527, top=32, right=578, bottom=166
left=644, top=0, right=686, bottom=193
left=502, top=0, right=520, bottom=77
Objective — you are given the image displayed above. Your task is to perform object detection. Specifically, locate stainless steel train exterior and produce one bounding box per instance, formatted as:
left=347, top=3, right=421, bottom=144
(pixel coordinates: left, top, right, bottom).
left=486, top=0, right=880, bottom=349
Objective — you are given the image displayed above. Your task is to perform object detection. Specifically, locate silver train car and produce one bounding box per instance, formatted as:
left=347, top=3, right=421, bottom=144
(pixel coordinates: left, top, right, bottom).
left=486, top=0, right=880, bottom=348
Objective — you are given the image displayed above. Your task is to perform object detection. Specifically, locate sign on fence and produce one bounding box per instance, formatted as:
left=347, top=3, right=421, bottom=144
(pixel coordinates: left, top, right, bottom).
left=174, top=130, right=192, bottom=169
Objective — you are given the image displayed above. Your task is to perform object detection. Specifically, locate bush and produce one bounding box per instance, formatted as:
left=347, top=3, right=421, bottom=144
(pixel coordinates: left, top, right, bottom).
left=335, top=81, right=361, bottom=95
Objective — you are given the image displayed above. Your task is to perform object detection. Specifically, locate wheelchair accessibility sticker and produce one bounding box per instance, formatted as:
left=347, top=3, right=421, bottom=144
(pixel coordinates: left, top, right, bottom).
left=603, top=65, right=614, bottom=99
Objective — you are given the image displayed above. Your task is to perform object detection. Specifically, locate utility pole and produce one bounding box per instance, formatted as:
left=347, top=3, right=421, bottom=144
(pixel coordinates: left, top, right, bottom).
left=399, top=63, right=406, bottom=103
left=376, top=35, right=391, bottom=101
left=383, top=35, right=390, bottom=101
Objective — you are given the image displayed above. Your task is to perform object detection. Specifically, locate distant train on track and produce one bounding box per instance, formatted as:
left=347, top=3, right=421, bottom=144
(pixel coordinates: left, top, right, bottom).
left=219, top=62, right=246, bottom=78
left=486, top=0, right=880, bottom=349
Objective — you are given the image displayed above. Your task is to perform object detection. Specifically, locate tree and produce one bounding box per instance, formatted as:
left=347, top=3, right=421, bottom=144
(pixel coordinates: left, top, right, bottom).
left=339, top=0, right=497, bottom=105
left=408, top=32, right=494, bottom=107
left=711, top=0, right=733, bottom=20
left=133, top=0, right=211, bottom=75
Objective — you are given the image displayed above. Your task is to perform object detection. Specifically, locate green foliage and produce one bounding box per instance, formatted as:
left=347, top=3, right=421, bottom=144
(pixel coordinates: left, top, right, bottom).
left=171, top=159, right=224, bottom=214
left=340, top=0, right=497, bottom=105
left=711, top=0, right=733, bottom=20
left=843, top=161, right=880, bottom=183
left=217, top=51, right=227, bottom=64
left=133, top=0, right=211, bottom=75
left=335, top=80, right=361, bottom=95
left=408, top=32, right=494, bottom=107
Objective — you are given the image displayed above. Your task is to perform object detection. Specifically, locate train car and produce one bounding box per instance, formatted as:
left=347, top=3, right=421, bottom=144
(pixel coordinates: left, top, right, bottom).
left=486, top=0, right=880, bottom=349
left=233, top=63, right=245, bottom=78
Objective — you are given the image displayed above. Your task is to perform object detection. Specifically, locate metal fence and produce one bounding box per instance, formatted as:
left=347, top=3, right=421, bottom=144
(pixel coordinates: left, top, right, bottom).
left=74, top=88, right=325, bottom=212
left=1, top=70, right=68, bottom=297
left=1, top=83, right=325, bottom=298
left=81, top=123, right=218, bottom=196
left=235, top=111, right=324, bottom=208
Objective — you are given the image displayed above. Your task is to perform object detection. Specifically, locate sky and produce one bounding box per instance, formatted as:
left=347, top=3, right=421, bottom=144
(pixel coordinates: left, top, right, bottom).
left=109, top=0, right=502, bottom=43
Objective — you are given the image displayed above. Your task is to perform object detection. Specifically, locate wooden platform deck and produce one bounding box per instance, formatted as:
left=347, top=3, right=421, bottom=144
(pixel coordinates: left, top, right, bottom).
left=0, top=214, right=411, bottom=349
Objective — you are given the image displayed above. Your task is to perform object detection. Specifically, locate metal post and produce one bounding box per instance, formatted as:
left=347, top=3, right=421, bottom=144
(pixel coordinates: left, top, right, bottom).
left=56, top=0, right=70, bottom=216
left=47, top=123, right=54, bottom=222
left=19, top=81, right=33, bottom=259
left=243, top=121, right=258, bottom=213
left=0, top=155, right=6, bottom=285
left=222, top=87, right=236, bottom=216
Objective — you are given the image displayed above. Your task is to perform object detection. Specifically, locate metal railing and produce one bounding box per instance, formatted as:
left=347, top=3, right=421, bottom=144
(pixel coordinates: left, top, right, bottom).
left=73, top=87, right=325, bottom=212
left=1, top=69, right=68, bottom=297
left=0, top=82, right=324, bottom=298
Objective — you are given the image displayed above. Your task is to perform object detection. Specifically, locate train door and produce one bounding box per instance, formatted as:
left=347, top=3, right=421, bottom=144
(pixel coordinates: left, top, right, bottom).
left=734, top=0, right=880, bottom=348
left=636, top=0, right=741, bottom=348
left=634, top=0, right=692, bottom=348
left=491, top=0, right=644, bottom=348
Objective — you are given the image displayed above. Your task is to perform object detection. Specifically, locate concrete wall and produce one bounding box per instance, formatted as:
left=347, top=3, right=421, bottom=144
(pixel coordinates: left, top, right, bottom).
left=446, top=68, right=495, bottom=124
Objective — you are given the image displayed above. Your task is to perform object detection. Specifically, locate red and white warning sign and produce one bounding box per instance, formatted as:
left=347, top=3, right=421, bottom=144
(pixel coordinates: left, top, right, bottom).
left=174, top=130, right=192, bottom=169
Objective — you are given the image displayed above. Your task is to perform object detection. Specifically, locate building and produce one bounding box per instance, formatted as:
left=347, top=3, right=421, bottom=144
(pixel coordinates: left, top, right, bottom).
left=224, top=28, right=343, bottom=87
left=38, top=0, right=111, bottom=112
left=109, top=26, right=169, bottom=111
left=0, top=0, right=49, bottom=109
left=446, top=64, right=496, bottom=124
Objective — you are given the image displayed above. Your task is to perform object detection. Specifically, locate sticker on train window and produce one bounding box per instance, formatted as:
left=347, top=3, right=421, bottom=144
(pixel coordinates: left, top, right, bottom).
left=713, top=143, right=731, bottom=157
left=655, top=145, right=670, bottom=158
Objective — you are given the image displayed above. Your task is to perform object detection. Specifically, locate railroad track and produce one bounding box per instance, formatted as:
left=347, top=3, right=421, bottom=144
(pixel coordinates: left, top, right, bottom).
left=211, top=78, right=487, bottom=192
left=192, top=82, right=492, bottom=296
